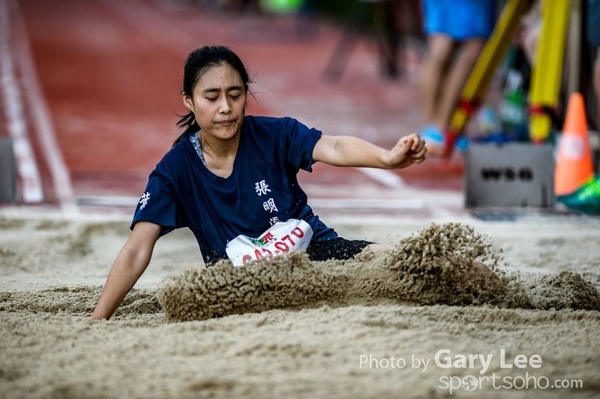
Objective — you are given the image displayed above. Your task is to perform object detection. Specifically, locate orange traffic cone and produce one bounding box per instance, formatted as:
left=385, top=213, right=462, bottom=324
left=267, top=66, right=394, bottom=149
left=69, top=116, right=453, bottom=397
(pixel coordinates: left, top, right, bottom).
left=554, top=92, right=594, bottom=196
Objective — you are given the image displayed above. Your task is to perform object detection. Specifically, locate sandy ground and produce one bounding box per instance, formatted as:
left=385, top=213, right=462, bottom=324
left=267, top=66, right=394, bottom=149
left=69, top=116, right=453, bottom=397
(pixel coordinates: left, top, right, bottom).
left=3, top=1, right=598, bottom=398
left=1, top=210, right=600, bottom=399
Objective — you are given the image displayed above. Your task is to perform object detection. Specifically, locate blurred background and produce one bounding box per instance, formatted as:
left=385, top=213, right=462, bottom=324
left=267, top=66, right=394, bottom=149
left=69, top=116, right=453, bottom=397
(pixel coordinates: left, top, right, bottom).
left=1, top=0, right=598, bottom=215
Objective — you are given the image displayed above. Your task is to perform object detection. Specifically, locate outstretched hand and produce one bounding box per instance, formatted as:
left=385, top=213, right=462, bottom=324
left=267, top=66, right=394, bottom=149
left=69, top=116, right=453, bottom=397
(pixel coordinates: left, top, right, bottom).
left=386, top=133, right=427, bottom=169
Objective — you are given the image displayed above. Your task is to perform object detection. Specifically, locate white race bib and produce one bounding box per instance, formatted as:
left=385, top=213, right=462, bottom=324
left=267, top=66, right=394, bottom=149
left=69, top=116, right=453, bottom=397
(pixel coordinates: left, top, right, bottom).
left=225, top=219, right=313, bottom=267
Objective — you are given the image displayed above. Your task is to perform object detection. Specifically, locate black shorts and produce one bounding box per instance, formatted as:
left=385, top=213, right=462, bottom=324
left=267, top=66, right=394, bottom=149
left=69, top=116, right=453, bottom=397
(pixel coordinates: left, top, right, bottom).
left=306, top=237, right=373, bottom=262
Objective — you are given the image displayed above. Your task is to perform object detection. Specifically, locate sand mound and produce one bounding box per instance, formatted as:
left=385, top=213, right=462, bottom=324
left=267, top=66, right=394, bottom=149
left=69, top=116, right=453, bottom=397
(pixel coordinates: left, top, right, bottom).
left=528, top=271, right=600, bottom=310
left=0, top=287, right=161, bottom=317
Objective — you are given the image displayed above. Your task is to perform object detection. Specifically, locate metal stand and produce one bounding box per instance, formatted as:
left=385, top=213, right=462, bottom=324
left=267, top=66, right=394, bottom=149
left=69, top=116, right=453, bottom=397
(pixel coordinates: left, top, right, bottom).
left=0, top=137, right=17, bottom=203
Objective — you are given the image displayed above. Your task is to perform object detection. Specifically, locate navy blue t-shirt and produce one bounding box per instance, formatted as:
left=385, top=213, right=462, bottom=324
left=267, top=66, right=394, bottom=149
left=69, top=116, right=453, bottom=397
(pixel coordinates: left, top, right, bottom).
left=131, top=116, right=337, bottom=265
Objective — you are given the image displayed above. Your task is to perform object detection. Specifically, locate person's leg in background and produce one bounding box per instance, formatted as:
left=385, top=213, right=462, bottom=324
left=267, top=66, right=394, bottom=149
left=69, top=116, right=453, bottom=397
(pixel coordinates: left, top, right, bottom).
left=517, top=0, right=542, bottom=66
left=418, top=0, right=456, bottom=154
left=419, top=34, right=454, bottom=132
left=434, top=39, right=486, bottom=136
left=418, top=0, right=497, bottom=155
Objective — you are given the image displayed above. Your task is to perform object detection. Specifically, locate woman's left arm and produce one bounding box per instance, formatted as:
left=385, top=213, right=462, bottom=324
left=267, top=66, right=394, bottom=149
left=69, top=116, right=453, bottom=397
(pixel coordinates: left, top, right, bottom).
left=312, top=133, right=426, bottom=169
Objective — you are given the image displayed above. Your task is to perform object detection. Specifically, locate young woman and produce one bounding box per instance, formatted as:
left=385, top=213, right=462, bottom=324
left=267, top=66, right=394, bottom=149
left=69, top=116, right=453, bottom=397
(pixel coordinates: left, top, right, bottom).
left=91, top=45, right=426, bottom=320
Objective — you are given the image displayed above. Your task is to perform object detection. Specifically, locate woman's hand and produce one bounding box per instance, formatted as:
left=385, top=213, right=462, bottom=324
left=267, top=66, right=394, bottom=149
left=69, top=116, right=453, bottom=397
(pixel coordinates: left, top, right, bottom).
left=386, top=133, right=427, bottom=169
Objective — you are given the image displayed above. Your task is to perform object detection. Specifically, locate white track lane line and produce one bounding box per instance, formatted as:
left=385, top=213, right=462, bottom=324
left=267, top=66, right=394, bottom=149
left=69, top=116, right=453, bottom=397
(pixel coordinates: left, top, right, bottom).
left=357, top=167, right=405, bottom=188
left=0, top=0, right=43, bottom=203
left=12, top=0, right=76, bottom=212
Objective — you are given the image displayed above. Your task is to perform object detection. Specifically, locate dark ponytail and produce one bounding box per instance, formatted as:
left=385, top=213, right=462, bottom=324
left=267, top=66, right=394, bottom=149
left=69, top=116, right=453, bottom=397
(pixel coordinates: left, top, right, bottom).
left=173, top=45, right=252, bottom=146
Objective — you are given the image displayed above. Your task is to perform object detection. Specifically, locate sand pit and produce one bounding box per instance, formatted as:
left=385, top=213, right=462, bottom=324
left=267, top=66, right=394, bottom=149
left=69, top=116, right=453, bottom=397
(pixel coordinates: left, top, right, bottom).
left=1, top=213, right=600, bottom=398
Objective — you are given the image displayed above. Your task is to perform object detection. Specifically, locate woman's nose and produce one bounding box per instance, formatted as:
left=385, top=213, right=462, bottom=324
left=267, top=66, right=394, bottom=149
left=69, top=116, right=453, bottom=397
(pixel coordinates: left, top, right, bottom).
left=219, top=97, right=232, bottom=113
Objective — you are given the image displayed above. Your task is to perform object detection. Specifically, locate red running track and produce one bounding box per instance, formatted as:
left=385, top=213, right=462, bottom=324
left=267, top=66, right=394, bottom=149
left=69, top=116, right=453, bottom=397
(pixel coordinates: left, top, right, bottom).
left=2, top=0, right=465, bottom=217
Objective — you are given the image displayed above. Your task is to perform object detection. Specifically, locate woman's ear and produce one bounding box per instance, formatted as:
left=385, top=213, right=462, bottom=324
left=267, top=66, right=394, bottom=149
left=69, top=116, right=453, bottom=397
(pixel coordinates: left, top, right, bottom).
left=182, top=92, right=194, bottom=112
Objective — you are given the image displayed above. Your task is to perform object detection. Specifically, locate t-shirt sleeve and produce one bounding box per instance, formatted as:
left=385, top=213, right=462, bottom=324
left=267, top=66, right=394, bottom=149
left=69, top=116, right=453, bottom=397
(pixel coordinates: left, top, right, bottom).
left=130, top=173, right=181, bottom=236
left=280, top=117, right=322, bottom=172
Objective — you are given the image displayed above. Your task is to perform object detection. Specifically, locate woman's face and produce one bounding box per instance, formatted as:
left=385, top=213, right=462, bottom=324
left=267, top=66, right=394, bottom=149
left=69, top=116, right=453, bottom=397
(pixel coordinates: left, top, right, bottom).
left=183, top=63, right=247, bottom=141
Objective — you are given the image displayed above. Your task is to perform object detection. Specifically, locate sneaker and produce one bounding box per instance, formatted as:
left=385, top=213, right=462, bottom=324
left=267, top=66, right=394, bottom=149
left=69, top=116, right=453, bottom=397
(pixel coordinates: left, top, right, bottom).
left=420, top=125, right=468, bottom=155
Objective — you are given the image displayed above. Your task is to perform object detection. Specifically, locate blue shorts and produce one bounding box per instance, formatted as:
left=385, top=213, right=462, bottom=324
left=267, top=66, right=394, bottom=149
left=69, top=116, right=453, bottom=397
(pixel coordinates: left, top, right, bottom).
left=422, top=0, right=497, bottom=41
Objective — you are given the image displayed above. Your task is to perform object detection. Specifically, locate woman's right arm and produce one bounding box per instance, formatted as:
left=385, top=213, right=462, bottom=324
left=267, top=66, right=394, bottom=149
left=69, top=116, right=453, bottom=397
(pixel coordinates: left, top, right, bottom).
left=91, top=221, right=161, bottom=320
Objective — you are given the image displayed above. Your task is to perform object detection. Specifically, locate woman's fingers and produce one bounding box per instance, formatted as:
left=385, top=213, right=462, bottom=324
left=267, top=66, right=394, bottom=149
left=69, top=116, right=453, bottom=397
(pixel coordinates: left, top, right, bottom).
left=412, top=136, right=424, bottom=151
left=410, top=146, right=427, bottom=164
left=411, top=144, right=427, bottom=158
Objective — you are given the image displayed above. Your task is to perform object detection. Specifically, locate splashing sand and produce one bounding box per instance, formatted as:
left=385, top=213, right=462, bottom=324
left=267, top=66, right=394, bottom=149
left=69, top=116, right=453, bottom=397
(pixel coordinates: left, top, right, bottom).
left=158, top=223, right=597, bottom=322
left=157, top=252, right=348, bottom=322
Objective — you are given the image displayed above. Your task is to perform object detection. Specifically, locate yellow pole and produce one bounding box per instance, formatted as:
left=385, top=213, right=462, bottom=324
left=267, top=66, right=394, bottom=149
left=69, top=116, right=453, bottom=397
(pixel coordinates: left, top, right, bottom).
left=529, top=0, right=572, bottom=142
left=445, top=0, right=533, bottom=156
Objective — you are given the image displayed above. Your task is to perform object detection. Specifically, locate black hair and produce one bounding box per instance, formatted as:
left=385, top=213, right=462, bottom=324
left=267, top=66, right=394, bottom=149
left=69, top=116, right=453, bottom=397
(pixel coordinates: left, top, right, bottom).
left=174, top=45, right=252, bottom=145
